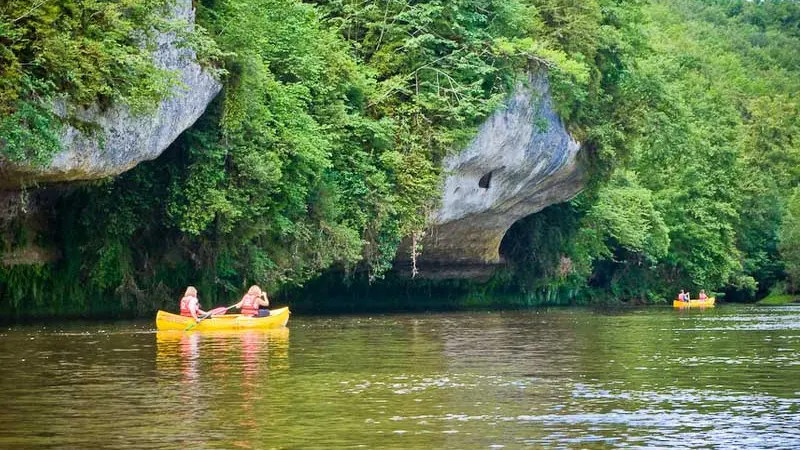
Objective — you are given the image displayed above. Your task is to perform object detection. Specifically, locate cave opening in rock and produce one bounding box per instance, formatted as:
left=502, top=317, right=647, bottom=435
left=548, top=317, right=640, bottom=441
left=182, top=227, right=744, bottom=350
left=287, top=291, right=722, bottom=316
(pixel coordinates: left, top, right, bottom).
left=498, top=202, right=581, bottom=280
left=478, top=171, right=492, bottom=189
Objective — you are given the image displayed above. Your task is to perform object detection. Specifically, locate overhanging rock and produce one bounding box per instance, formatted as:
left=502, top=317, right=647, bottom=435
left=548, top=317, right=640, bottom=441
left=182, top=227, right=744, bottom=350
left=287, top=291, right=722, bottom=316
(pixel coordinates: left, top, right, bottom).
left=0, top=0, right=221, bottom=189
left=406, top=71, right=584, bottom=280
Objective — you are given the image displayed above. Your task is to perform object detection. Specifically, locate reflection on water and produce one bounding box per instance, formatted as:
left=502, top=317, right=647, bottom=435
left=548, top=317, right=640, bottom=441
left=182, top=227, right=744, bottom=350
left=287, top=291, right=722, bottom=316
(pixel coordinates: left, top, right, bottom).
left=153, top=328, right=292, bottom=448
left=1, top=305, right=799, bottom=448
left=155, top=328, right=290, bottom=380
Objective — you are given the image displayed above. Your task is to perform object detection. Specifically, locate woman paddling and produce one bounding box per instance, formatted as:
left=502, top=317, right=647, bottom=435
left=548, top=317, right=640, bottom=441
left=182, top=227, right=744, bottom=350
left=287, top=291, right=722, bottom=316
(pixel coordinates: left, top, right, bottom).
left=235, top=285, right=271, bottom=317
left=179, top=286, right=207, bottom=321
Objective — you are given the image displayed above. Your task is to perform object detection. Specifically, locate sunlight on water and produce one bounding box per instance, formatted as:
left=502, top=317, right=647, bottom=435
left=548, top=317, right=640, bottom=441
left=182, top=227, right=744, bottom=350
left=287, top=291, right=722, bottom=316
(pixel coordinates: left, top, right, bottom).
left=1, top=305, right=799, bottom=448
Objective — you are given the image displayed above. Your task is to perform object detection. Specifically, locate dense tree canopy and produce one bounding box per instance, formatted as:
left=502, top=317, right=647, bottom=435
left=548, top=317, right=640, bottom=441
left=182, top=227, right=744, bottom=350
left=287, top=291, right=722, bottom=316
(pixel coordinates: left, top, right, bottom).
left=502, top=0, right=800, bottom=303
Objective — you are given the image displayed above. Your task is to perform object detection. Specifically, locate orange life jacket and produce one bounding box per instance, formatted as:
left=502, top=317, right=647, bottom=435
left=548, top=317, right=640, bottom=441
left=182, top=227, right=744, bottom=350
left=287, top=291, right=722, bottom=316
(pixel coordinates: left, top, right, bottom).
left=240, top=294, right=259, bottom=317
left=180, top=296, right=198, bottom=317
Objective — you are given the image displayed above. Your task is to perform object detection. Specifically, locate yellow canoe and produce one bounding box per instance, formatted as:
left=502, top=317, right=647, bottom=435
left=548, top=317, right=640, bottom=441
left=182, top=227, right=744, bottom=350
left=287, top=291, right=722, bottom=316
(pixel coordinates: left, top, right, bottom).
left=156, top=307, right=290, bottom=331
left=673, top=297, right=715, bottom=308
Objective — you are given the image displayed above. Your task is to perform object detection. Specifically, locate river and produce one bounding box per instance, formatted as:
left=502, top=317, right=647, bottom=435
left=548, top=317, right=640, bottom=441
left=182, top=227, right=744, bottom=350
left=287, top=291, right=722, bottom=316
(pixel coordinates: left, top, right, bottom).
left=1, top=304, right=799, bottom=449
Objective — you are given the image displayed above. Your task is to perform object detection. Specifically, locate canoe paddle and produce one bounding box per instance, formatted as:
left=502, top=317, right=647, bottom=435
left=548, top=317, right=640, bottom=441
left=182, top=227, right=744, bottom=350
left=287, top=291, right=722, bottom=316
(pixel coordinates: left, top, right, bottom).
left=184, top=304, right=237, bottom=331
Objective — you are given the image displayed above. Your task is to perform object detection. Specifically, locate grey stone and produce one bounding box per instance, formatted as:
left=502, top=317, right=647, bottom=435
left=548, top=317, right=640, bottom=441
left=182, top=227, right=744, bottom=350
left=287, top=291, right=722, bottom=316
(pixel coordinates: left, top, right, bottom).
left=409, top=71, right=584, bottom=278
left=0, top=0, right=221, bottom=188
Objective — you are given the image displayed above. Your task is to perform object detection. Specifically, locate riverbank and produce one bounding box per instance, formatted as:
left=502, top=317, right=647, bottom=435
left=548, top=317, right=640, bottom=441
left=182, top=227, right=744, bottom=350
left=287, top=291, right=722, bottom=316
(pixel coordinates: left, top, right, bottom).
left=757, top=294, right=800, bottom=306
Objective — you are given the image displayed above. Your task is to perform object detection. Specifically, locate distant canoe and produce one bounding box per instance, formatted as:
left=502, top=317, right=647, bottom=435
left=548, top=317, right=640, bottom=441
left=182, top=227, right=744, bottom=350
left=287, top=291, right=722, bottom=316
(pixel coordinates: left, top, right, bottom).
left=673, top=297, right=715, bottom=309
left=156, top=307, right=290, bottom=331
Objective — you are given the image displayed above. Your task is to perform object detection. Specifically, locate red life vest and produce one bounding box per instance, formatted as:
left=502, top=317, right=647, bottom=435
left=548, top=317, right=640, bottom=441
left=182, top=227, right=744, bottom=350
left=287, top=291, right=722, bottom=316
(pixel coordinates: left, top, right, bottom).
left=240, top=294, right=259, bottom=317
left=180, top=295, right=198, bottom=317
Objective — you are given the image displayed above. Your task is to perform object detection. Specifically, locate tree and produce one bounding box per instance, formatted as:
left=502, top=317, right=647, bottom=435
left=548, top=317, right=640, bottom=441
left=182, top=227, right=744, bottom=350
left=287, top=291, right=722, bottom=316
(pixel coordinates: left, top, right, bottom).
left=779, top=187, right=800, bottom=292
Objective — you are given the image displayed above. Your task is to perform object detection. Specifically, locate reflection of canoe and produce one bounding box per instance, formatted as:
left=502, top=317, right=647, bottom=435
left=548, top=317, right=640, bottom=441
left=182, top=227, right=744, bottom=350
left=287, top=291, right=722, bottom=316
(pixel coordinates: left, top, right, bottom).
left=673, top=297, right=715, bottom=308
left=156, top=307, right=290, bottom=331
left=156, top=327, right=290, bottom=342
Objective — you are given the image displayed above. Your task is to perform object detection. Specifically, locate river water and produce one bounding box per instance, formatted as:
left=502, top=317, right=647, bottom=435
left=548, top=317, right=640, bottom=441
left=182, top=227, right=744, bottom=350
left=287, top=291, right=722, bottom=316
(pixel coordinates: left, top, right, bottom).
left=1, top=305, right=799, bottom=449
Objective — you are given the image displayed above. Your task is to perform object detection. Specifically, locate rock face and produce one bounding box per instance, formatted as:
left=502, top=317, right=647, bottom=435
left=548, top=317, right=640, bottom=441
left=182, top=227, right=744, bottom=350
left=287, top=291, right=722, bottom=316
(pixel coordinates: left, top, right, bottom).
left=0, top=0, right=220, bottom=266
left=0, top=0, right=221, bottom=189
left=409, top=71, right=584, bottom=279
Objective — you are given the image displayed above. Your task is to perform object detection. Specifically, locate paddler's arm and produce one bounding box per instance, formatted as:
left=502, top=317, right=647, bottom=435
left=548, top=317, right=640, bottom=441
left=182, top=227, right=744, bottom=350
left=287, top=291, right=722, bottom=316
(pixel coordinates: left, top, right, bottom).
left=192, top=298, right=207, bottom=321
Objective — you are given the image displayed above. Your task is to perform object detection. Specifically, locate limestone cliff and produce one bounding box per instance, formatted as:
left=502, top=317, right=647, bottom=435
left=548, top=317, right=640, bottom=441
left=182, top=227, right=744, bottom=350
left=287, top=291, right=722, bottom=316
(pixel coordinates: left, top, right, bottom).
left=0, top=0, right=220, bottom=266
left=0, top=0, right=221, bottom=189
left=408, top=72, right=584, bottom=279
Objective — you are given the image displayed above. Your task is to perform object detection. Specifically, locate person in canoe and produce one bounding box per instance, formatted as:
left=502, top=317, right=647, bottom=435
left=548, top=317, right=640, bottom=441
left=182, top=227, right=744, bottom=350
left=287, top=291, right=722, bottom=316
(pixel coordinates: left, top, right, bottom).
left=235, top=285, right=271, bottom=317
left=699, top=290, right=708, bottom=300
left=179, top=286, right=207, bottom=321
left=678, top=289, right=687, bottom=302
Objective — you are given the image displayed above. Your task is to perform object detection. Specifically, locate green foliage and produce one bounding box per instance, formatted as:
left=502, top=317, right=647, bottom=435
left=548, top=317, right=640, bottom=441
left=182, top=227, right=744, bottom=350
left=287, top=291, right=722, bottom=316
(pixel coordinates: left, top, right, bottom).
left=541, top=0, right=649, bottom=182
left=629, top=0, right=800, bottom=298
left=499, top=0, right=800, bottom=303
left=585, top=171, right=669, bottom=261
left=502, top=173, right=670, bottom=303
left=0, top=97, right=61, bottom=165
left=779, top=187, right=800, bottom=292
left=1, top=0, right=173, bottom=109
left=316, top=0, right=518, bottom=153
left=756, top=280, right=799, bottom=305
left=176, top=0, right=377, bottom=287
